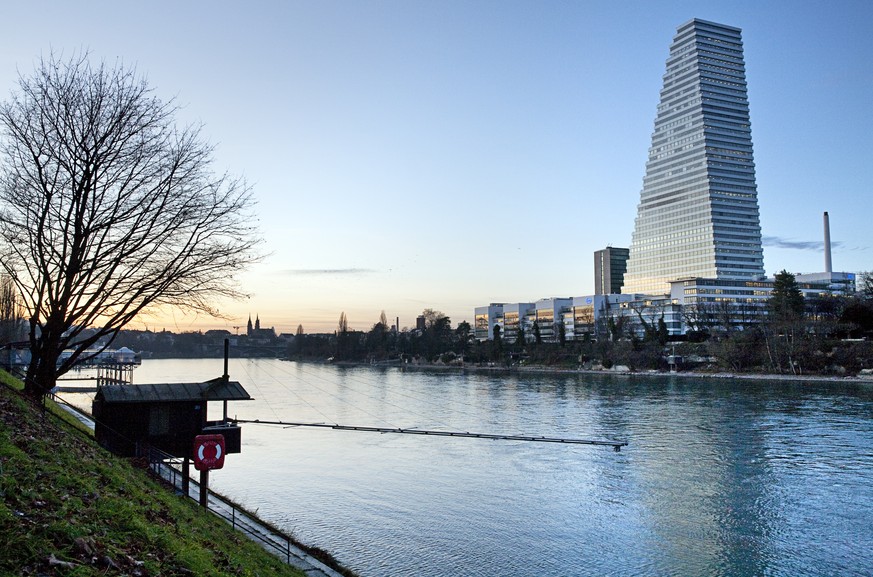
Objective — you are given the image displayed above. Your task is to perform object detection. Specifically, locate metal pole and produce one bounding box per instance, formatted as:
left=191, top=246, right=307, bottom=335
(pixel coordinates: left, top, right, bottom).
left=199, top=470, right=209, bottom=508
left=823, top=211, right=833, bottom=273
left=223, top=338, right=229, bottom=380
left=182, top=457, right=190, bottom=496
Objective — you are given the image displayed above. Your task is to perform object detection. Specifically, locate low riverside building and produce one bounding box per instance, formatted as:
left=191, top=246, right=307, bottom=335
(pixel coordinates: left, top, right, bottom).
left=531, top=298, right=573, bottom=342
left=501, top=302, right=534, bottom=343
left=475, top=294, right=668, bottom=343
left=613, top=294, right=684, bottom=338
left=673, top=274, right=856, bottom=333
left=475, top=273, right=856, bottom=342
left=566, top=294, right=646, bottom=340
left=474, top=304, right=504, bottom=341
left=796, top=272, right=856, bottom=293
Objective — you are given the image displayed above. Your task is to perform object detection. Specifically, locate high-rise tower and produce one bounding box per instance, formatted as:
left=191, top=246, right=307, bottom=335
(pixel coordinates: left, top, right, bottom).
left=622, top=19, right=765, bottom=295
left=594, top=247, right=630, bottom=295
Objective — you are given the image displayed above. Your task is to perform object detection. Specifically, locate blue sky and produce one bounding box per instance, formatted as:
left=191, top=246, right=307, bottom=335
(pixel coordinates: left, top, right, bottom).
left=2, top=1, right=871, bottom=333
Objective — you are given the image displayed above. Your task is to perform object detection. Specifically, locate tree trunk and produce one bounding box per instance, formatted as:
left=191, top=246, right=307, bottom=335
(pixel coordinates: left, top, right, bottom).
left=24, top=351, right=60, bottom=398
left=763, top=328, right=780, bottom=374
left=23, top=319, right=63, bottom=398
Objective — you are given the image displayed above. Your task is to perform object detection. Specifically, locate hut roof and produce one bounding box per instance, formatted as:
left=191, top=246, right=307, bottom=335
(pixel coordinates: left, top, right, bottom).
left=95, top=377, right=252, bottom=403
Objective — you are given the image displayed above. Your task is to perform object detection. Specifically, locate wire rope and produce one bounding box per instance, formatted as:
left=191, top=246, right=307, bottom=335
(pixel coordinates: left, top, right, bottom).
left=258, top=359, right=463, bottom=430
left=321, top=360, right=573, bottom=434
left=252, top=363, right=341, bottom=426
left=231, top=358, right=284, bottom=423
left=254, top=359, right=593, bottom=439
left=243, top=358, right=399, bottom=429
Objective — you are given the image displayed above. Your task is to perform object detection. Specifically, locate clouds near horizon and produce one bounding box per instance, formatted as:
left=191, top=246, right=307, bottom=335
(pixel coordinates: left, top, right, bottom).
left=282, top=268, right=378, bottom=276
left=762, top=236, right=840, bottom=251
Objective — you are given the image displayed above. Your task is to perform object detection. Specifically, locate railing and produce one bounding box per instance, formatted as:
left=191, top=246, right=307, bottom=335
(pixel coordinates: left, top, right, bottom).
left=45, top=393, right=342, bottom=577
left=139, top=444, right=340, bottom=575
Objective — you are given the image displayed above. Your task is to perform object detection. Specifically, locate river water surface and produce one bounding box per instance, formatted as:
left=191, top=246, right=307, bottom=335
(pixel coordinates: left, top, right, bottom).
left=67, top=359, right=873, bottom=576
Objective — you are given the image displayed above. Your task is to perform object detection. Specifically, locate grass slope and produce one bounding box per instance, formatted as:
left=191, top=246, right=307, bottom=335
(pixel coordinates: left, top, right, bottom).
left=0, top=370, right=307, bottom=577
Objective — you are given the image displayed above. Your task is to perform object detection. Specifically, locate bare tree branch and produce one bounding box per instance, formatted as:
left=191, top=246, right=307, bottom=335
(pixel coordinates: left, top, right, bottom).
left=0, top=53, right=262, bottom=395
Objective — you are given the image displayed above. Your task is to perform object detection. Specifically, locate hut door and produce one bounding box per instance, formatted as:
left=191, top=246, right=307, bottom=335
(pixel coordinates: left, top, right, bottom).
left=149, top=405, right=171, bottom=435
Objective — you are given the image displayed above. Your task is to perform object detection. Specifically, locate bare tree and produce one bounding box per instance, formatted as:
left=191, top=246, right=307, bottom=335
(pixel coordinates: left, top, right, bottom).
left=681, top=300, right=718, bottom=335
left=0, top=54, right=261, bottom=396
left=335, top=312, right=350, bottom=359
left=628, top=301, right=661, bottom=342
left=859, top=271, right=873, bottom=300
left=0, top=274, right=23, bottom=345
left=420, top=308, right=447, bottom=329
left=573, top=305, right=595, bottom=341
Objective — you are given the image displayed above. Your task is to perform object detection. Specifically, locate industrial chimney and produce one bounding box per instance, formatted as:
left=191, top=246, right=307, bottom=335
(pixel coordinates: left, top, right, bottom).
left=823, top=211, right=832, bottom=273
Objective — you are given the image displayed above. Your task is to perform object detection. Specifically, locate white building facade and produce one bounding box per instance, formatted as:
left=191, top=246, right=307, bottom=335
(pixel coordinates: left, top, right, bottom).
left=474, top=274, right=855, bottom=342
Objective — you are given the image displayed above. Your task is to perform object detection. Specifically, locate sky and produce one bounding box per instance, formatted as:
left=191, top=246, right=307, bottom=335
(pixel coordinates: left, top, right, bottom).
left=2, top=1, right=871, bottom=334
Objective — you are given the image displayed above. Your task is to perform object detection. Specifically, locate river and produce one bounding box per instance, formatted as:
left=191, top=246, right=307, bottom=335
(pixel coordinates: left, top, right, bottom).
left=64, top=358, right=873, bottom=576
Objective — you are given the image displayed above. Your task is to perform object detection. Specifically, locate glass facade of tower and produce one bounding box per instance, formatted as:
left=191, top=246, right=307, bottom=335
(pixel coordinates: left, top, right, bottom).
left=622, top=19, right=765, bottom=295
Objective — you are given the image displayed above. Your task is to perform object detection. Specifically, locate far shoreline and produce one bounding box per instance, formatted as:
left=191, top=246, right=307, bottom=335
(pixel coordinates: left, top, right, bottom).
left=323, top=358, right=873, bottom=386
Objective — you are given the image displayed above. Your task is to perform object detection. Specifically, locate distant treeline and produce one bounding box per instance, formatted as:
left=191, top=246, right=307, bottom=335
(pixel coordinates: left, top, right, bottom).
left=60, top=280, right=873, bottom=376
left=293, top=281, right=873, bottom=377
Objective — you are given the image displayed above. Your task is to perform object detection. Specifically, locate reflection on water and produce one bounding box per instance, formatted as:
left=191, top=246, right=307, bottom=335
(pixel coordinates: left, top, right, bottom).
left=63, top=359, right=873, bottom=577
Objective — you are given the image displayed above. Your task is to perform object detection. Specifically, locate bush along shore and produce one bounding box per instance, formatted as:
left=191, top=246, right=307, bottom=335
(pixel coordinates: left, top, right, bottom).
left=313, top=333, right=873, bottom=381
left=289, top=303, right=873, bottom=378
left=0, top=370, right=357, bottom=577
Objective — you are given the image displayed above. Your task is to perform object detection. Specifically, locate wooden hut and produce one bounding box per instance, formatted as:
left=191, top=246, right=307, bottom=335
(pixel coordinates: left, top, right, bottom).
left=92, top=376, right=251, bottom=458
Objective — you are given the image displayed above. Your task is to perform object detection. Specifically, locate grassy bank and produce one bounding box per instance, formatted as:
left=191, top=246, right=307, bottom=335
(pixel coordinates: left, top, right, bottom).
left=0, top=370, right=310, bottom=577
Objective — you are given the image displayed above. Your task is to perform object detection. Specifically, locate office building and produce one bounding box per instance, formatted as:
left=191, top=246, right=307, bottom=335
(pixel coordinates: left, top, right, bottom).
left=623, top=19, right=765, bottom=295
left=473, top=273, right=853, bottom=343
left=474, top=304, right=505, bottom=341
left=594, top=247, right=630, bottom=295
